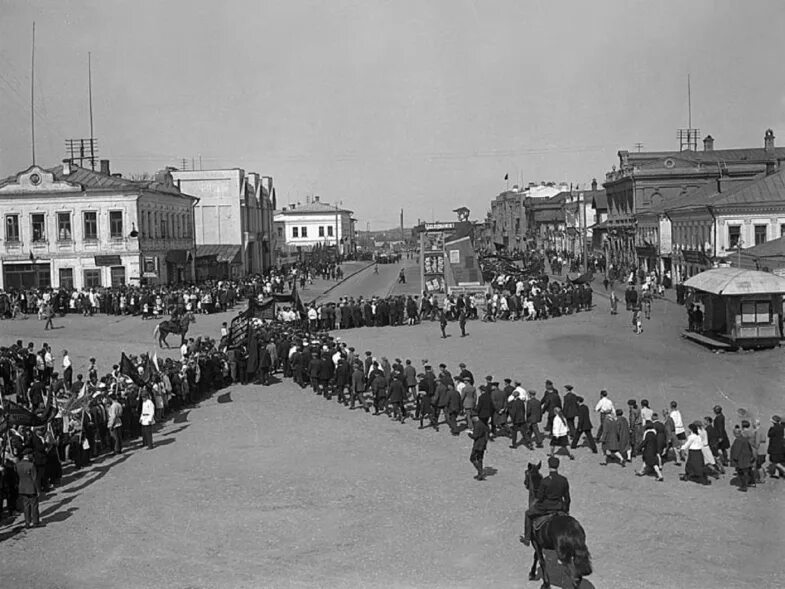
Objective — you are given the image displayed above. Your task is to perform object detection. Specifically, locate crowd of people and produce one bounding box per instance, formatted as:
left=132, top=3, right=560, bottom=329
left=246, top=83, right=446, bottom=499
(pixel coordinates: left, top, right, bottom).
left=0, top=336, right=229, bottom=528
left=2, top=260, right=782, bottom=532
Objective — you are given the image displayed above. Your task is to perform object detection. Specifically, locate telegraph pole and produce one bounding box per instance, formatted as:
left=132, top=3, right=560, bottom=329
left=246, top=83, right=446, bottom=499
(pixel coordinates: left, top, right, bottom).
left=30, top=22, right=36, bottom=165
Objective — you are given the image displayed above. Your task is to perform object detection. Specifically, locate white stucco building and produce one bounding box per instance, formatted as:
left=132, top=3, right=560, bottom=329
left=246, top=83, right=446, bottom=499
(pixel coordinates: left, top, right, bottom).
left=0, top=162, right=197, bottom=290
left=273, top=197, right=356, bottom=257
left=171, top=169, right=276, bottom=279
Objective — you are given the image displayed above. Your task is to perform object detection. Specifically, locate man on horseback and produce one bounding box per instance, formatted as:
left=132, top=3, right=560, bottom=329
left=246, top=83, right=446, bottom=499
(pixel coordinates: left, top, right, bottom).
left=521, top=456, right=570, bottom=546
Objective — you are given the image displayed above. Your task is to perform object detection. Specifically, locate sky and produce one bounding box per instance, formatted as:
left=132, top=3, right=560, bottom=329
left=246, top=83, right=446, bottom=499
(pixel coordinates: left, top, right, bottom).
left=1, top=0, right=785, bottom=229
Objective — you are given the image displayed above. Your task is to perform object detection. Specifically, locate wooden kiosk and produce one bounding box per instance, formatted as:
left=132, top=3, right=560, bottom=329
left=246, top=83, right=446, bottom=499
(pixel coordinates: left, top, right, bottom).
left=683, top=268, right=785, bottom=350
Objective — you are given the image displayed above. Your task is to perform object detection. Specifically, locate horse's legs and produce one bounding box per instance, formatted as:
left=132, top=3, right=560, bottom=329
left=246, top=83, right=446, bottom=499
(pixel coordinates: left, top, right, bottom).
left=529, top=548, right=538, bottom=581
left=535, top=542, right=550, bottom=589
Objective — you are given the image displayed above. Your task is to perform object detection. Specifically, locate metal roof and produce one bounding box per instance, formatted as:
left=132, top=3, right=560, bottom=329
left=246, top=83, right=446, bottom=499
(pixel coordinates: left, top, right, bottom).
left=666, top=167, right=785, bottom=212
left=276, top=201, right=353, bottom=215
left=684, top=267, right=785, bottom=295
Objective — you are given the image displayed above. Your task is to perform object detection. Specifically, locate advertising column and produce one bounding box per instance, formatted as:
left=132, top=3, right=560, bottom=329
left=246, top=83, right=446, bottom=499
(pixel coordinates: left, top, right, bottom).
left=420, top=231, right=446, bottom=294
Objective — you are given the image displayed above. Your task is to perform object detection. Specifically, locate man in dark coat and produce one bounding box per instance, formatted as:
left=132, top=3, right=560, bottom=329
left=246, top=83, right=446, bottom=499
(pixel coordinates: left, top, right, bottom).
left=417, top=372, right=434, bottom=429
left=318, top=353, right=334, bottom=399
left=387, top=374, right=406, bottom=423
left=521, top=456, right=570, bottom=545
left=526, top=390, right=544, bottom=448
left=476, top=377, right=495, bottom=425
left=540, top=380, right=561, bottom=433
left=433, top=380, right=449, bottom=431
left=309, top=352, right=322, bottom=395
left=730, top=426, right=754, bottom=491
left=562, top=385, right=579, bottom=439
left=333, top=358, right=350, bottom=405
left=445, top=383, right=462, bottom=435
left=468, top=415, right=490, bottom=481
left=713, top=405, right=730, bottom=465
left=458, top=362, right=474, bottom=386
left=508, top=391, right=529, bottom=449
left=570, top=396, right=597, bottom=453
left=350, top=363, right=369, bottom=412
left=490, top=382, right=508, bottom=438
left=15, top=450, right=41, bottom=528
left=256, top=341, right=272, bottom=386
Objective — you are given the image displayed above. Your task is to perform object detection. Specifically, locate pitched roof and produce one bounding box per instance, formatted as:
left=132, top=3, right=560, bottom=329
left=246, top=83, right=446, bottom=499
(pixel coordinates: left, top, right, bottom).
left=624, top=147, right=785, bottom=168
left=666, top=167, right=785, bottom=212
left=591, top=190, right=607, bottom=210
left=0, top=164, right=190, bottom=198
left=276, top=201, right=353, bottom=215
left=737, top=235, right=785, bottom=259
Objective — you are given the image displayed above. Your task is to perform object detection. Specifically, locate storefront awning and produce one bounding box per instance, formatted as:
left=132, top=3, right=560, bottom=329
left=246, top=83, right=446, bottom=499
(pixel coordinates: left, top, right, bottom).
left=195, top=244, right=242, bottom=264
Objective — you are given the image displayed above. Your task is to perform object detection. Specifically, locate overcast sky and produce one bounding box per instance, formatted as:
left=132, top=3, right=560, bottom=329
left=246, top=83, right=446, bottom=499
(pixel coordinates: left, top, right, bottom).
left=1, top=0, right=784, bottom=228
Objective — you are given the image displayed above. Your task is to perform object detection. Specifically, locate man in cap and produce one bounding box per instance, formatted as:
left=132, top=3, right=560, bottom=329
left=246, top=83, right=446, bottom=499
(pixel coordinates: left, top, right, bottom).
left=106, top=393, right=124, bottom=455
left=458, top=362, right=474, bottom=386
left=468, top=415, right=490, bottom=480
left=570, top=396, right=597, bottom=453
left=508, top=388, right=529, bottom=449
left=540, top=379, right=561, bottom=434
left=562, top=385, right=579, bottom=440
left=525, top=390, right=544, bottom=448
left=476, top=377, right=495, bottom=429
left=16, top=449, right=42, bottom=528
left=139, top=390, right=156, bottom=450
left=520, top=456, right=570, bottom=546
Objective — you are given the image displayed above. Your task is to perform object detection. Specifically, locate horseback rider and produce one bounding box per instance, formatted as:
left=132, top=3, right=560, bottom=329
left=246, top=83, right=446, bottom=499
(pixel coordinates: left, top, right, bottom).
left=521, top=456, right=571, bottom=546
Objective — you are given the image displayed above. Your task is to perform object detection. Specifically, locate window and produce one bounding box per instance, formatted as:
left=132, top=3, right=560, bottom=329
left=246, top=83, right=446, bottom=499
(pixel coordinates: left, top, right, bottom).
left=83, top=269, right=101, bottom=288
left=327, top=225, right=334, bottom=237
left=110, top=266, right=126, bottom=287
left=728, top=225, right=741, bottom=249
left=292, top=226, right=299, bottom=238
left=301, top=226, right=308, bottom=238
left=515, top=218, right=521, bottom=233
left=754, top=224, right=767, bottom=246
left=160, top=215, right=167, bottom=238
left=110, top=211, right=123, bottom=238
left=31, top=213, right=46, bottom=242
left=83, top=211, right=98, bottom=240
left=5, top=214, right=20, bottom=242
left=781, top=224, right=785, bottom=238
left=147, top=211, right=152, bottom=238
left=57, top=213, right=72, bottom=241
left=319, top=226, right=325, bottom=237
left=741, top=300, right=771, bottom=325
left=58, top=268, right=74, bottom=289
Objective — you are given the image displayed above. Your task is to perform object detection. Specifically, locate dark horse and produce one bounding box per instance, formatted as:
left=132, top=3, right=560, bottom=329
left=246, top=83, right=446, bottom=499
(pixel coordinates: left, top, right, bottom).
left=522, top=462, right=592, bottom=589
left=153, top=312, right=195, bottom=348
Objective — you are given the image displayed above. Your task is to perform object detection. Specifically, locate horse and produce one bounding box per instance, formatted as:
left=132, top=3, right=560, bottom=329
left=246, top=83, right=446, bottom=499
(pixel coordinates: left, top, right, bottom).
left=522, top=461, right=592, bottom=589
left=153, top=312, right=195, bottom=348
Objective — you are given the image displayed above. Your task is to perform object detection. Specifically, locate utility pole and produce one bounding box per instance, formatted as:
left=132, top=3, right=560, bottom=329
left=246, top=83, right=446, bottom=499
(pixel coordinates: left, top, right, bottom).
left=400, top=208, right=404, bottom=245
left=634, top=142, right=644, bottom=153
left=181, top=158, right=188, bottom=171
left=88, top=52, right=95, bottom=169
left=30, top=21, right=36, bottom=165
left=582, top=190, right=588, bottom=273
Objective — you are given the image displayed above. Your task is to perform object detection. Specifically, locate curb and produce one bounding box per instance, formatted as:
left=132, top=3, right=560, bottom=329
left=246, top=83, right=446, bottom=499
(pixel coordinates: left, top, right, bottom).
left=309, top=262, right=376, bottom=302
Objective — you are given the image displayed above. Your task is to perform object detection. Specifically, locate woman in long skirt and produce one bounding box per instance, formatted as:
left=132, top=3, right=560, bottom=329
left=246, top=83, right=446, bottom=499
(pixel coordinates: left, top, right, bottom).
left=680, top=422, right=708, bottom=484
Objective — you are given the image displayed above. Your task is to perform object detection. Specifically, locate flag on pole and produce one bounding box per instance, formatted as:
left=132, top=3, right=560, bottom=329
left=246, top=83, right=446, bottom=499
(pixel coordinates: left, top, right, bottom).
left=504, top=173, right=509, bottom=180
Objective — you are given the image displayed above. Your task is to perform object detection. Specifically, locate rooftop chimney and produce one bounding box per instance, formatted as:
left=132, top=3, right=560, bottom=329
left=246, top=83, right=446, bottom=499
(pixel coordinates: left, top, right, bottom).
left=766, top=160, right=777, bottom=176
left=62, top=159, right=72, bottom=175
left=765, top=129, right=775, bottom=153
left=591, top=178, right=597, bottom=191
left=703, top=135, right=714, bottom=152
left=100, top=159, right=110, bottom=175
left=314, top=195, right=320, bottom=202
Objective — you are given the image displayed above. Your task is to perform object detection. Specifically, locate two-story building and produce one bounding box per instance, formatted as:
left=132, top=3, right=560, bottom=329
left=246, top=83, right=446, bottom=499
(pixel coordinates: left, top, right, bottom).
left=273, top=196, right=356, bottom=259
left=171, top=168, right=276, bottom=280
left=0, top=161, right=197, bottom=290
left=489, top=186, right=527, bottom=251
left=604, top=130, right=785, bottom=272
left=667, top=165, right=785, bottom=281
left=563, top=180, right=605, bottom=259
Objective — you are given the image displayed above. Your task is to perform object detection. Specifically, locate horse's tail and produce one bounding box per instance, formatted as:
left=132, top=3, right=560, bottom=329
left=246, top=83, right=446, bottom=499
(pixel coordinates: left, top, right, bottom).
left=556, top=518, right=592, bottom=577
left=153, top=323, right=160, bottom=340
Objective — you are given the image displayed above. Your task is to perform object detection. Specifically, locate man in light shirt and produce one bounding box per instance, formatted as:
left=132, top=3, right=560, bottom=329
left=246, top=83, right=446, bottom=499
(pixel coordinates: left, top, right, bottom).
left=105, top=395, right=124, bottom=454
left=669, top=401, right=685, bottom=440
left=62, top=349, right=73, bottom=389
left=139, top=391, right=156, bottom=450
left=595, top=390, right=615, bottom=441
